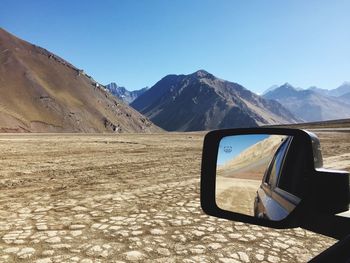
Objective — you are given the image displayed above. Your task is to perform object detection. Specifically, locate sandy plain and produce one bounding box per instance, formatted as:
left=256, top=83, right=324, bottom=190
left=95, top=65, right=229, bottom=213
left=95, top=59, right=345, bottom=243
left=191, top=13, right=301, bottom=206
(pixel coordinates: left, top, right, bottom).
left=0, top=130, right=349, bottom=262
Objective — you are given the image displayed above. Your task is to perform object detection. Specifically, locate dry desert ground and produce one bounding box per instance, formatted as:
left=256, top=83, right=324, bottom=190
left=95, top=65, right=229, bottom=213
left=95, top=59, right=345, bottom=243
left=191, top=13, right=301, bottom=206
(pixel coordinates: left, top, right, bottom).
left=0, top=130, right=349, bottom=262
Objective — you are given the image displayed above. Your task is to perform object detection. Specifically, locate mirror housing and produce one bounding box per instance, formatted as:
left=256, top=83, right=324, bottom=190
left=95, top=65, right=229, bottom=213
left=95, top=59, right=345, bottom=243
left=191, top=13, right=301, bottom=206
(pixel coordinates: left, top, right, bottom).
left=201, top=128, right=349, bottom=229
left=311, top=168, right=349, bottom=214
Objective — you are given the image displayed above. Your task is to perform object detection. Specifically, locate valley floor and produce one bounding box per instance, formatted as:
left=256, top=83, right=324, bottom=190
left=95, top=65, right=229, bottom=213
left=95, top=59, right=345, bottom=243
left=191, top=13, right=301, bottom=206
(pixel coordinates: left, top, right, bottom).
left=0, top=131, right=347, bottom=262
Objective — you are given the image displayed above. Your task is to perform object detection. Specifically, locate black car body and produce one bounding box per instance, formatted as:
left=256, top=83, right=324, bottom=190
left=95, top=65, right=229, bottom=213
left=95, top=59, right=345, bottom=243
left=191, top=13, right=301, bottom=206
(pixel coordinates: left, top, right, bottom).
left=254, top=132, right=323, bottom=221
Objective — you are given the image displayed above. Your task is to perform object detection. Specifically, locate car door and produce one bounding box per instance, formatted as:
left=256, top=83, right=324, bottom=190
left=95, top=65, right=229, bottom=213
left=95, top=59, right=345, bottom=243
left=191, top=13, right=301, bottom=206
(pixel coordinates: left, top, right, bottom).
left=256, top=137, right=295, bottom=220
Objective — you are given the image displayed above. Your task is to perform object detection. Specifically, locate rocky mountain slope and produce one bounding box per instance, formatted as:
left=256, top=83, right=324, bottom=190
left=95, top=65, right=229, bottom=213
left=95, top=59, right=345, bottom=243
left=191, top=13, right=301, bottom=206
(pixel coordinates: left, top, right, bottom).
left=340, top=92, right=350, bottom=103
left=264, top=83, right=350, bottom=122
left=0, top=28, right=160, bottom=133
left=105, top=83, right=148, bottom=104
left=131, top=70, right=299, bottom=131
left=219, top=135, right=285, bottom=170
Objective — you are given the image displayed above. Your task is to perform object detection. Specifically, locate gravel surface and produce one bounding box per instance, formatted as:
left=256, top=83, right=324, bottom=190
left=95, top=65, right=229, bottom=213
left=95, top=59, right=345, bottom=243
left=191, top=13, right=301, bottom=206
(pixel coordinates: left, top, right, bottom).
left=0, top=132, right=342, bottom=262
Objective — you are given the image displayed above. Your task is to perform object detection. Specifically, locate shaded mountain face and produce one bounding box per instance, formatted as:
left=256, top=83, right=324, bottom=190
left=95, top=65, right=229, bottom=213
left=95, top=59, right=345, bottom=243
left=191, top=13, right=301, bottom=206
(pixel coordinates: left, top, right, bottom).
left=339, top=92, right=350, bottom=103
left=0, top=28, right=161, bottom=133
left=264, top=83, right=350, bottom=122
left=307, top=86, right=331, bottom=97
left=131, top=70, right=299, bottom=131
left=105, top=83, right=148, bottom=104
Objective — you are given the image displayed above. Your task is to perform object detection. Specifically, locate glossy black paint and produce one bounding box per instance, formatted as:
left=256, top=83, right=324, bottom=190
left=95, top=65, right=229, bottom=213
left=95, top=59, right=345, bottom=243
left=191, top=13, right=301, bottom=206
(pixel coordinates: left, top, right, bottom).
left=201, top=127, right=350, bottom=236
left=200, top=127, right=315, bottom=229
left=200, top=127, right=350, bottom=262
left=254, top=136, right=300, bottom=221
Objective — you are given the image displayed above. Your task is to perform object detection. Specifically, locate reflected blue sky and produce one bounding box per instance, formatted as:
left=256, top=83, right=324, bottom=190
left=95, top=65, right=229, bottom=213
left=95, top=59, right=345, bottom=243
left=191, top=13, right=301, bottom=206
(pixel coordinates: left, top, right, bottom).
left=217, top=134, right=269, bottom=166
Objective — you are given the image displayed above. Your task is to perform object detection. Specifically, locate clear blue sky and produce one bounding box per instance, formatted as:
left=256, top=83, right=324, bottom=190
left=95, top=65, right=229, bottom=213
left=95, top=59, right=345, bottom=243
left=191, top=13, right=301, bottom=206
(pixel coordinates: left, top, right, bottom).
left=217, top=134, right=268, bottom=166
left=1, top=0, right=349, bottom=92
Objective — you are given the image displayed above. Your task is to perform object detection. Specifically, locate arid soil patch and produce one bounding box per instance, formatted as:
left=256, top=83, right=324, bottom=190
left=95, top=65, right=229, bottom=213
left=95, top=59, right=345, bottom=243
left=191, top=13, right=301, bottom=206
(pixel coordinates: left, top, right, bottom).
left=0, top=132, right=345, bottom=262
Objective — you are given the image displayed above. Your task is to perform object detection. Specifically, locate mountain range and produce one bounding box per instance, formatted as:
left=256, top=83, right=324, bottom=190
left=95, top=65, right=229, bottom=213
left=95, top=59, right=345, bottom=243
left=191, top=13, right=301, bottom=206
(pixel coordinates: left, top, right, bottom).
left=131, top=70, right=299, bottom=131
left=0, top=28, right=160, bottom=133
left=105, top=83, right=148, bottom=104
left=308, top=82, right=350, bottom=97
left=263, top=83, right=350, bottom=122
left=1, top=27, right=349, bottom=133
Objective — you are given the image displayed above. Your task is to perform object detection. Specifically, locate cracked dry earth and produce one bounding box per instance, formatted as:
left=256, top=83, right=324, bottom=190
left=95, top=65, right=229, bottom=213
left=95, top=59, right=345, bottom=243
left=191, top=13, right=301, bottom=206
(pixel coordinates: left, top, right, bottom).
left=0, top=132, right=345, bottom=263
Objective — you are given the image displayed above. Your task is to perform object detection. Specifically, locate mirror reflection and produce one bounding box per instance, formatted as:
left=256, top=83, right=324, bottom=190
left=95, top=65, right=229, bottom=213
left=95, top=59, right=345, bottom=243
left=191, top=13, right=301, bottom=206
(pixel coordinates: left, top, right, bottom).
left=216, top=134, right=302, bottom=221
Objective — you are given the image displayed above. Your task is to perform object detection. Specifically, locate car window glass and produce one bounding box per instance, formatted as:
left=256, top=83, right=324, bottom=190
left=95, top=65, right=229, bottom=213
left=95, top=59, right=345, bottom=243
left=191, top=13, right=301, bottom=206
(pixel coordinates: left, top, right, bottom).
left=263, top=157, right=274, bottom=185
left=277, top=137, right=306, bottom=197
left=267, top=138, right=290, bottom=187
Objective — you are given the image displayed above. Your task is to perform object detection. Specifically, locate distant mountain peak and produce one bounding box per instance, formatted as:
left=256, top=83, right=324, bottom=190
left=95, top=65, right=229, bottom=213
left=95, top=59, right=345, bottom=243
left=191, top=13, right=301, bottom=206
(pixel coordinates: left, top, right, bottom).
left=329, top=82, right=350, bottom=97
left=263, top=85, right=279, bottom=95
left=263, top=83, right=297, bottom=95
left=265, top=83, right=296, bottom=94
left=105, top=83, right=148, bottom=104
left=194, top=69, right=209, bottom=74
left=263, top=83, right=350, bottom=122
left=280, top=82, right=296, bottom=89
left=192, top=69, right=213, bottom=78
left=131, top=71, right=298, bottom=131
left=108, top=82, right=126, bottom=91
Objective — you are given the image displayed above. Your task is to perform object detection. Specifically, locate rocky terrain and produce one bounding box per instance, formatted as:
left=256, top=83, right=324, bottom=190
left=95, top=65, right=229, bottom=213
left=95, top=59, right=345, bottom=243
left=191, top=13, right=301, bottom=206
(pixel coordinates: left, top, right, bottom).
left=0, top=129, right=347, bottom=262
left=0, top=28, right=160, bottom=133
left=131, top=70, right=299, bottom=131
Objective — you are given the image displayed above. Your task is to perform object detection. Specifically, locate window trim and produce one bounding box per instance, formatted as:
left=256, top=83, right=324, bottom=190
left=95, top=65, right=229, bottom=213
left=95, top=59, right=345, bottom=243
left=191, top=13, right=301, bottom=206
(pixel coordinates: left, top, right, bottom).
left=264, top=137, right=293, bottom=189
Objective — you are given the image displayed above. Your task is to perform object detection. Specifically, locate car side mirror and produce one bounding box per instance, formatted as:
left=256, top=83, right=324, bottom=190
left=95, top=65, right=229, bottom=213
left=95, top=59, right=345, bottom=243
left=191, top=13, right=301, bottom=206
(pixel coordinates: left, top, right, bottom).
left=200, top=128, right=350, bottom=229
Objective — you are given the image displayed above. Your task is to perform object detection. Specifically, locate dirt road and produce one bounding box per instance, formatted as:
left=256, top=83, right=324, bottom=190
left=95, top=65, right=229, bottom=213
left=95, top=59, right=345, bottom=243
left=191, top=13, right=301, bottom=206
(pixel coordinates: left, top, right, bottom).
left=216, top=178, right=260, bottom=216
left=0, top=131, right=344, bottom=262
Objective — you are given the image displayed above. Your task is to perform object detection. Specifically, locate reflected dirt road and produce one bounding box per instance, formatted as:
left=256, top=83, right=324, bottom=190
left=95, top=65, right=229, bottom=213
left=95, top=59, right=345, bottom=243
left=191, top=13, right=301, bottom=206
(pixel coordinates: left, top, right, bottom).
left=216, top=140, right=273, bottom=216
left=216, top=177, right=260, bottom=216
